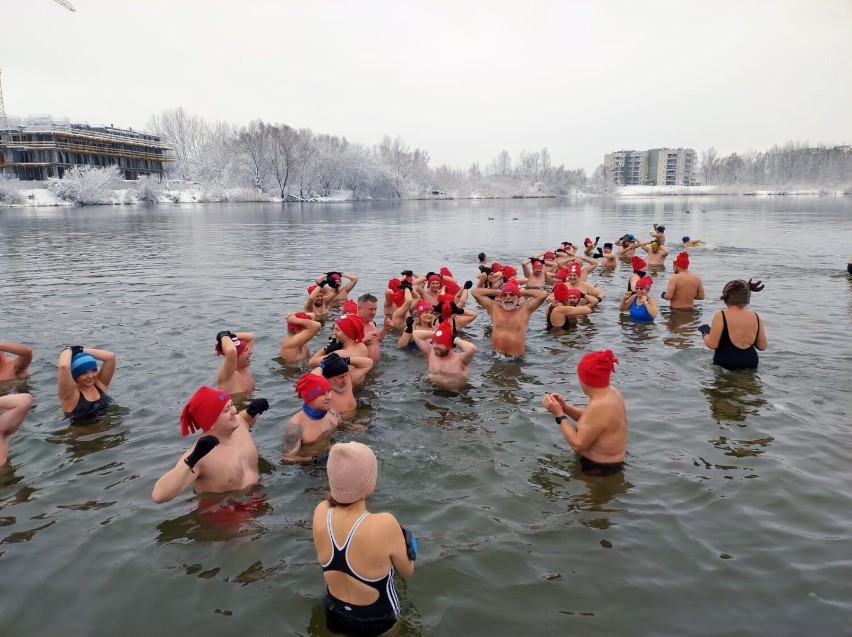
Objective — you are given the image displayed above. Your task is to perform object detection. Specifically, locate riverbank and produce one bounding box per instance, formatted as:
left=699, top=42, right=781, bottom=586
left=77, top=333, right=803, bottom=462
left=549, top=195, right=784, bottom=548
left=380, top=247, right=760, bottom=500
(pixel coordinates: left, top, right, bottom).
left=1, top=179, right=849, bottom=207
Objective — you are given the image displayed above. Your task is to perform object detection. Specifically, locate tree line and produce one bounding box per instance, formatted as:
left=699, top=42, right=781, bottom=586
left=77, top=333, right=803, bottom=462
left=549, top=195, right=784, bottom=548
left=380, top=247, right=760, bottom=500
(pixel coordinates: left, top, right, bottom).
left=146, top=108, right=850, bottom=199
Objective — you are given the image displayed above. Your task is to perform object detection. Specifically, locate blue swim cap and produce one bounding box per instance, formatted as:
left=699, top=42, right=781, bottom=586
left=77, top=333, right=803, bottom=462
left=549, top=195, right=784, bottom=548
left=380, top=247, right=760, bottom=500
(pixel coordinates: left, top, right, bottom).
left=71, top=353, right=98, bottom=379
left=657, top=225, right=665, bottom=232
left=682, top=236, right=690, bottom=242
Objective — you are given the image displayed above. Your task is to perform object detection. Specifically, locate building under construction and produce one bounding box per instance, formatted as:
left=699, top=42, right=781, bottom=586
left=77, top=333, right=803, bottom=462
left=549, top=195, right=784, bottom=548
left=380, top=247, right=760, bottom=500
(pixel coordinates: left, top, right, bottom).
left=0, top=118, right=172, bottom=181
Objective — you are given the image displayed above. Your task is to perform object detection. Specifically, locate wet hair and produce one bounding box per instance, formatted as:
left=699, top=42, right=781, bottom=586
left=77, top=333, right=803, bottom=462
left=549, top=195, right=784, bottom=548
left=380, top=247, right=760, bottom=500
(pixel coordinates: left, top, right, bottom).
left=358, top=293, right=378, bottom=304
left=721, top=280, right=751, bottom=305
left=478, top=252, right=487, bottom=262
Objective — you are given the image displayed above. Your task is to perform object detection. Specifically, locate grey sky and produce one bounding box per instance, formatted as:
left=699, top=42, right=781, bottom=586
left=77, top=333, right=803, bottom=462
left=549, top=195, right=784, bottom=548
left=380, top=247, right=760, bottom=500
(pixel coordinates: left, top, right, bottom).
left=2, top=0, right=850, bottom=174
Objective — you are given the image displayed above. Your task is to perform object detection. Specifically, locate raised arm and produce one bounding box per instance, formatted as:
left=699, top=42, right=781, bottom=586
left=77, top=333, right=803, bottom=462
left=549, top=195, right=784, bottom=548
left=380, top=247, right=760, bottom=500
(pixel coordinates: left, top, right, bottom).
left=618, top=291, right=636, bottom=312
left=284, top=313, right=322, bottom=348
left=471, top=287, right=498, bottom=313
left=523, top=288, right=549, bottom=314
left=56, top=347, right=78, bottom=405
left=346, top=356, right=374, bottom=385
left=455, top=337, right=477, bottom=365
left=411, top=329, right=435, bottom=355
left=216, top=335, right=240, bottom=387
left=341, top=273, right=359, bottom=294
left=0, top=342, right=32, bottom=376
left=87, top=348, right=117, bottom=388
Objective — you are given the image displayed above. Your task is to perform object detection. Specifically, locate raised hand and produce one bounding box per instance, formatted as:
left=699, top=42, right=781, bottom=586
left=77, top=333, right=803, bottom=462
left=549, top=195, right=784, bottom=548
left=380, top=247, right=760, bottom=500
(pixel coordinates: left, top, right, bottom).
left=247, top=398, right=269, bottom=417
left=698, top=324, right=711, bottom=336
left=184, top=435, right=219, bottom=471
left=748, top=279, right=764, bottom=292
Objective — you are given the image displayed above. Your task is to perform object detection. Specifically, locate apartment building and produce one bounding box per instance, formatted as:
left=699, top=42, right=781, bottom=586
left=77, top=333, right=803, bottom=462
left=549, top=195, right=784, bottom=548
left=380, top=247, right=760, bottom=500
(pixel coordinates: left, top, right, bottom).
left=604, top=148, right=695, bottom=186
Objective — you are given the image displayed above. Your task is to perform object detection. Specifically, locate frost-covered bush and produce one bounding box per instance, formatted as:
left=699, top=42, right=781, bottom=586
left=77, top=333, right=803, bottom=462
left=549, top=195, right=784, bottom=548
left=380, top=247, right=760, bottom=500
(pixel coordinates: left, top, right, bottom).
left=47, top=165, right=124, bottom=205
left=0, top=177, right=25, bottom=205
left=134, top=174, right=163, bottom=203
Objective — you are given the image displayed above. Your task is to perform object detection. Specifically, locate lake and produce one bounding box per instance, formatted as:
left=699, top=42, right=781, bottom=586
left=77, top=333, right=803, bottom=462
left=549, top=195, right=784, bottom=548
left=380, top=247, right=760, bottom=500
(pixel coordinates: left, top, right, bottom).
left=1, top=196, right=850, bottom=636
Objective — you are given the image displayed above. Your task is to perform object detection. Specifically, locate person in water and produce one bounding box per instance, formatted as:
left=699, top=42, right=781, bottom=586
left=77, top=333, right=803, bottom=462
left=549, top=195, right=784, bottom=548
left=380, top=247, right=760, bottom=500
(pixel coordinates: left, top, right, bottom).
left=0, top=341, right=32, bottom=381
left=543, top=349, right=627, bottom=477
left=57, top=346, right=116, bottom=421
left=619, top=276, right=658, bottom=322
left=661, top=252, right=705, bottom=310
left=699, top=279, right=767, bottom=370
left=284, top=373, right=341, bottom=465
left=151, top=387, right=269, bottom=503
left=471, top=280, right=548, bottom=356
left=411, top=320, right=477, bottom=380
left=215, top=330, right=257, bottom=394
left=0, top=393, right=32, bottom=464
left=314, top=352, right=373, bottom=421
left=280, top=312, right=322, bottom=362
left=545, top=283, right=597, bottom=329
left=312, top=442, right=416, bottom=637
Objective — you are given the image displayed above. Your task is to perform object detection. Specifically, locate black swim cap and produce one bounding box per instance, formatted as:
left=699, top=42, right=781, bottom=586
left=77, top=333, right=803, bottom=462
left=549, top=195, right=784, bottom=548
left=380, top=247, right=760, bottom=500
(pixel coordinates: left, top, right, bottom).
left=320, top=352, right=350, bottom=378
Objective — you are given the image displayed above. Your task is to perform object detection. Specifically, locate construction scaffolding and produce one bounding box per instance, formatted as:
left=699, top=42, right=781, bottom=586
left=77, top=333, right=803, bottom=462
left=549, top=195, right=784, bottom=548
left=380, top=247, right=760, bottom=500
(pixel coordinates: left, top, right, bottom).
left=0, top=119, right=173, bottom=181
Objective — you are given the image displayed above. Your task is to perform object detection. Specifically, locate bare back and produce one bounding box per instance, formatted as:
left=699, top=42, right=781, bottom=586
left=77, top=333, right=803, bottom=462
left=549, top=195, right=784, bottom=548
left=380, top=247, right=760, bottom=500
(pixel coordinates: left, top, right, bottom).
left=666, top=271, right=705, bottom=309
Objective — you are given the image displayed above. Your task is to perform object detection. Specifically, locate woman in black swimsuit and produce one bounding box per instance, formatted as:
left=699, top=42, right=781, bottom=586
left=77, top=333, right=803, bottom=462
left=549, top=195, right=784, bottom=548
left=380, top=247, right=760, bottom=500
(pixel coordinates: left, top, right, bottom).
left=57, top=346, right=116, bottom=421
left=699, top=280, right=767, bottom=370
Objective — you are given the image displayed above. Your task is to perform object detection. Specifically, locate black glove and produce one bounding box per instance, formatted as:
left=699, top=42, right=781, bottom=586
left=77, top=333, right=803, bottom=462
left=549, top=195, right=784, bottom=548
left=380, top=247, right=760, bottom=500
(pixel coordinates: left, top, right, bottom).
left=698, top=324, right=711, bottom=336
left=463, top=280, right=473, bottom=290
left=312, top=450, right=330, bottom=466
left=69, top=345, right=84, bottom=358
left=748, top=278, right=764, bottom=292
left=185, top=435, right=219, bottom=471
left=405, top=316, right=415, bottom=334
left=595, top=236, right=600, bottom=243
left=318, top=279, right=327, bottom=288
left=324, top=338, right=343, bottom=354
left=400, top=269, right=414, bottom=277
left=400, top=525, right=418, bottom=561
left=399, top=280, right=413, bottom=291
left=478, top=265, right=491, bottom=274
left=450, top=302, right=465, bottom=315
left=246, top=398, right=269, bottom=417
left=216, top=330, right=237, bottom=348
left=660, top=291, right=667, bottom=299
left=326, top=278, right=340, bottom=290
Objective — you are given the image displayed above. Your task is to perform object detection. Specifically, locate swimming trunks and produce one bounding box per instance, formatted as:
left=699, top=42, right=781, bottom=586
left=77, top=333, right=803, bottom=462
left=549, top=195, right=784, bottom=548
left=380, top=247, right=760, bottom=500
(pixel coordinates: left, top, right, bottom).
left=321, top=510, right=400, bottom=635
left=68, top=386, right=113, bottom=422
left=628, top=297, right=654, bottom=322
left=713, top=311, right=760, bottom=370
left=579, top=455, right=624, bottom=477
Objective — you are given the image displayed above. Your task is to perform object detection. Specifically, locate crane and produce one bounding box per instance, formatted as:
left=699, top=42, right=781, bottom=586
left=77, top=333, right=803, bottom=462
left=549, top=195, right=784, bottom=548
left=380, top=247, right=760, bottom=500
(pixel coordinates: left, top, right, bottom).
left=0, top=0, right=75, bottom=133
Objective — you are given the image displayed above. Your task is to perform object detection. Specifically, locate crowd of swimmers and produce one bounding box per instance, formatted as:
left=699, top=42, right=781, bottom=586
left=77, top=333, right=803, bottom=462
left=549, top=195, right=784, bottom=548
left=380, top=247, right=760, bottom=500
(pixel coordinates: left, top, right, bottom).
left=1, top=225, right=770, bottom=636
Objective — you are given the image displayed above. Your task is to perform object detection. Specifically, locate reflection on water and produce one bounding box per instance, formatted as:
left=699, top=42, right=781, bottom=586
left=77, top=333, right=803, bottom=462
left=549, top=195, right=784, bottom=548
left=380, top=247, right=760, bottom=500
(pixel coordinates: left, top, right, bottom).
left=701, top=368, right=767, bottom=423
left=155, top=486, right=271, bottom=543
left=529, top=452, right=633, bottom=528
left=618, top=313, right=658, bottom=352
left=662, top=307, right=702, bottom=350
left=46, top=408, right=129, bottom=460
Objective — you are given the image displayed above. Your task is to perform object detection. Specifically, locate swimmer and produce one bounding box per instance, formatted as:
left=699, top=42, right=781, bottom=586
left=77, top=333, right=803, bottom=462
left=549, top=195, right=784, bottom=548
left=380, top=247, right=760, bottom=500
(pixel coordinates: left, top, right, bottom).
left=308, top=315, right=369, bottom=376
left=318, top=271, right=358, bottom=307
left=546, top=283, right=597, bottom=329
left=357, top=294, right=392, bottom=363
left=521, top=257, right=547, bottom=289
left=543, top=349, right=627, bottom=476
left=617, top=235, right=640, bottom=261
left=681, top=236, right=706, bottom=248
left=619, top=276, right=658, bottom=322
left=0, top=341, right=32, bottom=381
left=650, top=224, right=666, bottom=245
left=215, top=330, right=256, bottom=394
left=564, top=262, right=605, bottom=300
left=314, top=352, right=373, bottom=420
left=628, top=255, right=647, bottom=293
left=398, top=301, right=437, bottom=350
left=284, top=373, right=341, bottom=465
left=471, top=280, right=548, bottom=356
left=660, top=252, right=705, bottom=309
left=583, top=236, right=601, bottom=257
left=0, top=393, right=32, bottom=464
left=312, top=442, right=415, bottom=637
left=553, top=251, right=598, bottom=279
left=412, top=320, right=476, bottom=380
left=599, top=243, right=617, bottom=269
left=57, top=346, right=116, bottom=421
left=699, top=279, right=767, bottom=370
left=280, top=312, right=322, bottom=362
left=304, top=279, right=340, bottom=319
left=151, top=387, right=269, bottom=502
left=638, top=239, right=669, bottom=266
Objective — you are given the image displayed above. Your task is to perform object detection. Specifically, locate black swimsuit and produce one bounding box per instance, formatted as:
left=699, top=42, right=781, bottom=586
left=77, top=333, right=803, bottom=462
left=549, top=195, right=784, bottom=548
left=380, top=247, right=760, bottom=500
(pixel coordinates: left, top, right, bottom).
left=69, top=386, right=113, bottom=422
left=545, top=305, right=572, bottom=329
left=713, top=311, right=760, bottom=370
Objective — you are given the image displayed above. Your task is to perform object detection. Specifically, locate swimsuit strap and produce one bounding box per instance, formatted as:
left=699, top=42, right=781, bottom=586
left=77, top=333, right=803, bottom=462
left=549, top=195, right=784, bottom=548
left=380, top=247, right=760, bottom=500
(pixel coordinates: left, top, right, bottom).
left=327, top=508, right=370, bottom=551
left=753, top=312, right=760, bottom=346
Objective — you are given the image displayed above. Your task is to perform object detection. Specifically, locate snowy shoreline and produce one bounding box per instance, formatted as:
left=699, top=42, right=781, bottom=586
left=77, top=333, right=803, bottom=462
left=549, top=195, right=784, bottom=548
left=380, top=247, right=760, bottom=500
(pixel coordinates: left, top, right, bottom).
left=1, top=181, right=849, bottom=208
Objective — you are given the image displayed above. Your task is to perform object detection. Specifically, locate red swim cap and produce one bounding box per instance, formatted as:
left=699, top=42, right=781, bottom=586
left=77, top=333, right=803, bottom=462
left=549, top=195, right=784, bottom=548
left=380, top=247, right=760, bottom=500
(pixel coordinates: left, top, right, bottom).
left=631, top=256, right=647, bottom=272
left=180, top=387, right=231, bottom=436
left=432, top=321, right=454, bottom=349
left=577, top=350, right=619, bottom=388
left=287, top=311, right=312, bottom=331
left=336, top=315, right=365, bottom=343
left=415, top=300, right=434, bottom=316
left=341, top=300, right=358, bottom=315
left=296, top=373, right=331, bottom=403
left=673, top=252, right=690, bottom=269
left=636, top=276, right=653, bottom=290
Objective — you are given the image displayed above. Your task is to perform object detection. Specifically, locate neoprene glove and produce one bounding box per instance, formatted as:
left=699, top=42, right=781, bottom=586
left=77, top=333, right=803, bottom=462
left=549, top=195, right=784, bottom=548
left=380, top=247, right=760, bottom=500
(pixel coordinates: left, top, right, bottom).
left=246, top=398, right=269, bottom=417
left=748, top=278, right=765, bottom=292
left=399, top=280, right=413, bottom=291
left=400, top=270, right=414, bottom=277
left=698, top=324, right=711, bottom=336
left=405, top=316, right=415, bottom=334
left=326, top=278, right=340, bottom=289
left=450, top=302, right=464, bottom=315
left=325, top=338, right=343, bottom=354
left=216, top=330, right=237, bottom=348
left=660, top=291, right=667, bottom=299
left=185, top=435, right=219, bottom=471
left=595, top=236, right=600, bottom=243
left=340, top=356, right=351, bottom=366
left=463, top=280, right=473, bottom=290
left=312, top=450, right=330, bottom=466
left=69, top=345, right=84, bottom=358
left=400, top=525, right=418, bottom=561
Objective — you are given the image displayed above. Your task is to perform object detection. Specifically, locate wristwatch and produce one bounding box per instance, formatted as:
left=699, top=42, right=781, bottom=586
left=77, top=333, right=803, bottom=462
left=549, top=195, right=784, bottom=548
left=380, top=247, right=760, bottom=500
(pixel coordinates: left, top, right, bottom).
left=555, top=415, right=568, bottom=424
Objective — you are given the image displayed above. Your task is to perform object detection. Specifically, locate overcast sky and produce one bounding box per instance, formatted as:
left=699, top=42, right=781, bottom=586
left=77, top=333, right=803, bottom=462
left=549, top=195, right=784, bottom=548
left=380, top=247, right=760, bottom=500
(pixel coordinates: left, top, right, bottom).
left=2, top=0, right=850, bottom=173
